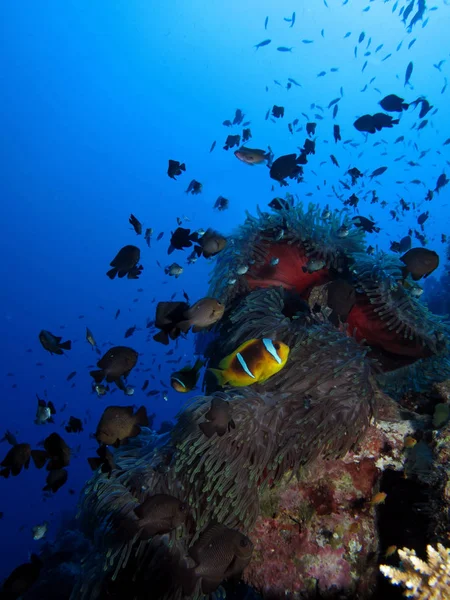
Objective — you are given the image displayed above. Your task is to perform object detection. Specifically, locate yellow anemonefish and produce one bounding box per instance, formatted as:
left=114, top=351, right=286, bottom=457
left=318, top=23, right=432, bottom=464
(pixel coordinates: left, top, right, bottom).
left=208, top=338, right=290, bottom=387
left=170, top=359, right=204, bottom=393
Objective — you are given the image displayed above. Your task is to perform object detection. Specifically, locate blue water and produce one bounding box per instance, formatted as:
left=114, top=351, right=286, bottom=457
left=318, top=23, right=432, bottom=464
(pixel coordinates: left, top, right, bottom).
left=0, top=0, right=449, bottom=585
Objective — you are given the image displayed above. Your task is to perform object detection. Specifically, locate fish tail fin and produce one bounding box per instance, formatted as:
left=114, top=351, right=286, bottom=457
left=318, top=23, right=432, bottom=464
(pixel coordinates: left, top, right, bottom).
left=180, top=163, right=186, bottom=171
left=31, top=450, right=48, bottom=469
left=106, top=268, right=117, bottom=279
left=193, top=358, right=204, bottom=372
left=0, top=468, right=10, bottom=478
left=199, top=421, right=216, bottom=438
left=153, top=331, right=169, bottom=345
left=402, top=103, right=409, bottom=110
left=90, top=370, right=105, bottom=384
left=59, top=340, right=72, bottom=351
left=135, top=406, right=149, bottom=427
left=208, top=368, right=227, bottom=386
left=280, top=181, right=288, bottom=187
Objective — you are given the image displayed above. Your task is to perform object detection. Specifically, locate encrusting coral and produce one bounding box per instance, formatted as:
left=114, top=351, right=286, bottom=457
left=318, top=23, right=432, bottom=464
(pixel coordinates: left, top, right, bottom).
left=380, top=543, right=450, bottom=599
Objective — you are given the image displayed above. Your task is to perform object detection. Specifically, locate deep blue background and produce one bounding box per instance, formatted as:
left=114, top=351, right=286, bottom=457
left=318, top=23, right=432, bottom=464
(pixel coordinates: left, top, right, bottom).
left=0, top=0, right=449, bottom=583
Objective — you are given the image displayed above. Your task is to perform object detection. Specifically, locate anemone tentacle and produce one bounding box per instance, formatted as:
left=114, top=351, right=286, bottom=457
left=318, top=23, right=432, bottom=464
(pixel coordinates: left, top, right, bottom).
left=351, top=251, right=450, bottom=351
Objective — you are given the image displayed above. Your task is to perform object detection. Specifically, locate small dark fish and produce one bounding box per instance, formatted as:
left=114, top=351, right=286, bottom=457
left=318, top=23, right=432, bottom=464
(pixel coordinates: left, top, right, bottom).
left=333, top=124, right=341, bottom=143
left=168, top=227, right=198, bottom=254
left=306, top=122, right=316, bottom=136
left=270, top=154, right=304, bottom=186
left=176, top=298, right=225, bottom=334
left=185, top=179, right=202, bottom=194
left=115, top=309, right=120, bottom=320
left=214, top=196, right=229, bottom=211
left=354, top=113, right=399, bottom=134
left=379, top=94, right=409, bottom=112
left=65, top=416, right=83, bottom=433
left=417, top=119, right=428, bottom=131
left=120, top=494, right=189, bottom=540
left=129, top=214, right=142, bottom=235
left=254, top=39, right=271, bottom=49
left=370, top=166, right=388, bottom=179
left=183, top=523, right=253, bottom=595
left=87, top=445, right=116, bottom=477
left=404, top=61, right=413, bottom=86
left=209, top=141, right=216, bottom=153
left=272, top=105, right=285, bottom=118
left=43, top=468, right=68, bottom=493
left=401, top=248, right=439, bottom=280
left=96, top=405, right=148, bottom=447
left=352, top=215, right=380, bottom=233
left=223, top=134, right=241, bottom=150
left=167, top=160, right=186, bottom=180
left=66, top=371, right=76, bottom=381
left=302, top=39, right=314, bottom=44
left=435, top=173, right=449, bottom=193
left=264, top=16, right=268, bottom=29
left=194, top=229, right=227, bottom=259
left=157, top=231, right=164, bottom=241
left=333, top=104, right=338, bottom=119
left=124, top=326, right=136, bottom=339
left=199, top=397, right=235, bottom=438
left=171, top=358, right=204, bottom=393
left=39, top=330, right=71, bottom=356
left=90, top=346, right=138, bottom=388
left=0, top=443, right=46, bottom=478
left=330, top=155, right=339, bottom=167
left=0, top=554, right=43, bottom=598
left=107, top=245, right=143, bottom=280
left=153, top=301, right=189, bottom=345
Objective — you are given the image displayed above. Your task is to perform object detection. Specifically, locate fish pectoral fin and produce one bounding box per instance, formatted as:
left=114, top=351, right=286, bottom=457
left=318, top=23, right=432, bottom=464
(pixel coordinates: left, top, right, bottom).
left=59, top=340, right=72, bottom=350
left=135, top=406, right=149, bottom=427
left=176, top=320, right=192, bottom=333
left=106, top=268, right=117, bottom=279
left=90, top=370, right=105, bottom=384
left=87, top=457, right=102, bottom=471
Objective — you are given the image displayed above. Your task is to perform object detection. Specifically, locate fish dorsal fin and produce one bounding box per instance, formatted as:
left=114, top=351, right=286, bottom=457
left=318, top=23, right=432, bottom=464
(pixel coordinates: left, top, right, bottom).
left=262, top=339, right=282, bottom=364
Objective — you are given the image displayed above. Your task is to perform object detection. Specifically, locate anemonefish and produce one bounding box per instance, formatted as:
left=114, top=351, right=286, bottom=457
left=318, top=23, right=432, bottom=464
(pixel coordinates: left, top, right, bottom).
left=170, top=358, right=204, bottom=393
left=208, top=338, right=290, bottom=387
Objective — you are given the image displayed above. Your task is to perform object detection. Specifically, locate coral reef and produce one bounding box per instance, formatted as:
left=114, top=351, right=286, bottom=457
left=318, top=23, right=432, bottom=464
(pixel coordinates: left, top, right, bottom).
left=380, top=544, right=450, bottom=599
left=58, top=200, right=450, bottom=599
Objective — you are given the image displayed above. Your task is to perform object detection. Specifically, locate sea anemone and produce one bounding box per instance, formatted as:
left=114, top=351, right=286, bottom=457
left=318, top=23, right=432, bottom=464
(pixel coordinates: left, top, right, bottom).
left=73, top=289, right=377, bottom=599
left=208, top=202, right=365, bottom=306
left=348, top=251, right=450, bottom=358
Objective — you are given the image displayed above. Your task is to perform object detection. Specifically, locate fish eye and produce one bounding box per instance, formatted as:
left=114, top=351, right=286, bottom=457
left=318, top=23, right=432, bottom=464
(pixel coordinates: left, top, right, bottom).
left=274, top=342, right=280, bottom=350
left=179, top=502, right=188, bottom=512
left=240, top=538, right=249, bottom=547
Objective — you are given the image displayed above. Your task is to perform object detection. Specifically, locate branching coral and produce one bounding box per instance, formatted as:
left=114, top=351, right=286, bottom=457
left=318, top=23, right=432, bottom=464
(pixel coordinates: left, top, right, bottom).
left=380, top=544, right=450, bottom=599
